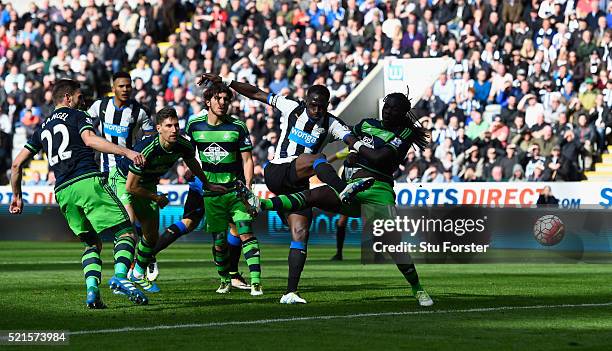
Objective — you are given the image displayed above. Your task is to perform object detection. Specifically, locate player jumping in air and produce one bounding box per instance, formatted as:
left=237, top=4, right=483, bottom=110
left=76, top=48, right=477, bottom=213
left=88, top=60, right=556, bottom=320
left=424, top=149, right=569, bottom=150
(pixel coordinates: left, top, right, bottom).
left=237, top=92, right=434, bottom=306
left=198, top=73, right=374, bottom=304
left=109, top=106, right=225, bottom=293
left=9, top=79, right=149, bottom=308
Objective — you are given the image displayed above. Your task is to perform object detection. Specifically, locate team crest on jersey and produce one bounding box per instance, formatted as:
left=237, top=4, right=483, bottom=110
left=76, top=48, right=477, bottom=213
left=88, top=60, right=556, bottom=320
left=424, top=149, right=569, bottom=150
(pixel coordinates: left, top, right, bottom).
left=362, top=135, right=374, bottom=147
left=203, top=142, right=229, bottom=164
left=314, top=127, right=326, bottom=135
left=390, top=137, right=402, bottom=148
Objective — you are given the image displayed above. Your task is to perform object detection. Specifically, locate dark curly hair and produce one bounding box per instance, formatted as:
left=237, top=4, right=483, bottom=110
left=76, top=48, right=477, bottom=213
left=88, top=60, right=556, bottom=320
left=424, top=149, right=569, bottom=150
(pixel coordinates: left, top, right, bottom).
left=383, top=92, right=429, bottom=151
left=203, top=81, right=234, bottom=103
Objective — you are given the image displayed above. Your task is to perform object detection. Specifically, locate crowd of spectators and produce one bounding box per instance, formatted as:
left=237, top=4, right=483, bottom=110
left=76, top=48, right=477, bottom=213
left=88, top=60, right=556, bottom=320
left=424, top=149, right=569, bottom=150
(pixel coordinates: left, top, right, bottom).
left=1, top=0, right=611, bottom=185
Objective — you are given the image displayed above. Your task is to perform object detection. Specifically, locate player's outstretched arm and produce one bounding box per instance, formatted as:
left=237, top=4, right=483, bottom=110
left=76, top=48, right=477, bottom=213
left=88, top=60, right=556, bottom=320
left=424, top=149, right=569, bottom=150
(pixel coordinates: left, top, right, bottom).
left=197, top=73, right=268, bottom=104
left=183, top=157, right=228, bottom=193
left=9, top=148, right=34, bottom=214
left=81, top=130, right=145, bottom=167
left=125, top=171, right=169, bottom=208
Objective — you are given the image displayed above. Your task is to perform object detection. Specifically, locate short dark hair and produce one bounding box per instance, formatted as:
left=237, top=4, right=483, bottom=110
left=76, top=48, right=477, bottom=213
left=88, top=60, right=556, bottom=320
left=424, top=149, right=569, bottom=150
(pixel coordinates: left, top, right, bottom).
left=155, top=106, right=178, bottom=125
left=306, top=85, right=330, bottom=101
left=113, top=71, right=131, bottom=82
left=203, top=82, right=233, bottom=102
left=52, top=79, right=81, bottom=105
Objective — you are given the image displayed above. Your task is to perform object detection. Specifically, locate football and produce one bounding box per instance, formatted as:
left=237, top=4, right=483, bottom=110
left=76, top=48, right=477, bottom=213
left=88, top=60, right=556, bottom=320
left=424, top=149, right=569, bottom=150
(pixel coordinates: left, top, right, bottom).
left=533, top=215, right=565, bottom=246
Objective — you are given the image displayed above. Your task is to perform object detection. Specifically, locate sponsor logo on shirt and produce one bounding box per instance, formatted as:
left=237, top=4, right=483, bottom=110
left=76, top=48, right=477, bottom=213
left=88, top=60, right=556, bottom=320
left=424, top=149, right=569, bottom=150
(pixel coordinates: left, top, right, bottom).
left=288, top=127, right=318, bottom=148
left=103, top=123, right=129, bottom=138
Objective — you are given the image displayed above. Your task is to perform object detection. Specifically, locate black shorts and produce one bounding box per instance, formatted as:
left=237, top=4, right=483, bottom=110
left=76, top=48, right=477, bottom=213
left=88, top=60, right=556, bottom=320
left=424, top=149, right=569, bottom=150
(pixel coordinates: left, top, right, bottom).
left=264, top=159, right=312, bottom=224
left=264, top=159, right=309, bottom=194
left=182, top=188, right=205, bottom=223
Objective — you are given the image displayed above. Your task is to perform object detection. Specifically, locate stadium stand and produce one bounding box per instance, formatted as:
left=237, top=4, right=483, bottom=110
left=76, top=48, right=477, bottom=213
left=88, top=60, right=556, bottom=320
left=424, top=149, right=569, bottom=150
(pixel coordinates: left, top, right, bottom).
left=1, top=0, right=611, bottom=185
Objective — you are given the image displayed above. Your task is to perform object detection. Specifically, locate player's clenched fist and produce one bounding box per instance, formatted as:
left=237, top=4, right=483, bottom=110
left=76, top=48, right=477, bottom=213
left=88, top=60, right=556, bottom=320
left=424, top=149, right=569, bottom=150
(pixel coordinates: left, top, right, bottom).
left=9, top=197, right=23, bottom=214
left=197, top=73, right=221, bottom=86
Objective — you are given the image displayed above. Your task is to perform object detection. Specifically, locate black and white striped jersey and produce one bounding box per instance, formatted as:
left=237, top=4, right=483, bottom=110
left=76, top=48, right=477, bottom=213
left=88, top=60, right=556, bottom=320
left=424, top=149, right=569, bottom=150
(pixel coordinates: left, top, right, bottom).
left=267, top=94, right=351, bottom=164
left=87, top=97, right=153, bottom=172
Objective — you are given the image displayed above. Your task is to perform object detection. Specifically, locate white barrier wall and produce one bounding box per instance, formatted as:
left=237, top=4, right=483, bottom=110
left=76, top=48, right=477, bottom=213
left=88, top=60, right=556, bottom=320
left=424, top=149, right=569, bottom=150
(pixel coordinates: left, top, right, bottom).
left=1, top=182, right=610, bottom=209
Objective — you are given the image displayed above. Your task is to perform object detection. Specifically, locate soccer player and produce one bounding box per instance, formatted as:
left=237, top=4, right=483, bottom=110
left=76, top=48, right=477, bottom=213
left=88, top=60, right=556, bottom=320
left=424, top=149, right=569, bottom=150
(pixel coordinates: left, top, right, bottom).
left=151, top=176, right=252, bottom=290
left=182, top=82, right=263, bottom=296
left=9, top=79, right=149, bottom=308
left=87, top=71, right=154, bottom=176
left=109, top=106, right=225, bottom=293
left=198, top=73, right=374, bottom=304
left=238, top=93, right=435, bottom=306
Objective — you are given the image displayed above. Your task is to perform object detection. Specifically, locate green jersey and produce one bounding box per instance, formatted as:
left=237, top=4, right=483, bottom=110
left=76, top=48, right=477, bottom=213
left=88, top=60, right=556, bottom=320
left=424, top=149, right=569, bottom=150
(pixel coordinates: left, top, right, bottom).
left=186, top=113, right=252, bottom=185
left=344, top=118, right=413, bottom=183
left=115, top=134, right=195, bottom=184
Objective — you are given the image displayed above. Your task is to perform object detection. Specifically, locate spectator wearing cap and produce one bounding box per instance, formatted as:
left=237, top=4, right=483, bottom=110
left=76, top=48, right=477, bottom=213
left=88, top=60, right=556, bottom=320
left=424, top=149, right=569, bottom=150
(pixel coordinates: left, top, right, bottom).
left=579, top=77, right=600, bottom=110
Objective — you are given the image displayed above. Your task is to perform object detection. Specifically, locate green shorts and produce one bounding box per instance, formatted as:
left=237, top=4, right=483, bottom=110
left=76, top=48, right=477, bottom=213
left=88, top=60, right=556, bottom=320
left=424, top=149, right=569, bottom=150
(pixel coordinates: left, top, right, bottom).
left=109, top=168, right=158, bottom=220
left=341, top=179, right=397, bottom=219
left=204, top=191, right=253, bottom=234
left=55, top=175, right=132, bottom=237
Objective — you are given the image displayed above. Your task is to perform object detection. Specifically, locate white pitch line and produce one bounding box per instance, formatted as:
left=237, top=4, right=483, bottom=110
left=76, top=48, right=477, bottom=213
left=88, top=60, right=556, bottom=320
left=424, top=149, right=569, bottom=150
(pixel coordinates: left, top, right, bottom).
left=69, top=302, right=612, bottom=336
left=0, top=259, right=212, bottom=265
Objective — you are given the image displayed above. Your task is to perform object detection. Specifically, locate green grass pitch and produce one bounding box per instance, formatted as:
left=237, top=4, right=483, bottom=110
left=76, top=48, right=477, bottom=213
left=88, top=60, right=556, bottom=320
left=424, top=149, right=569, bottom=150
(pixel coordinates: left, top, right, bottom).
left=1, top=240, right=611, bottom=350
